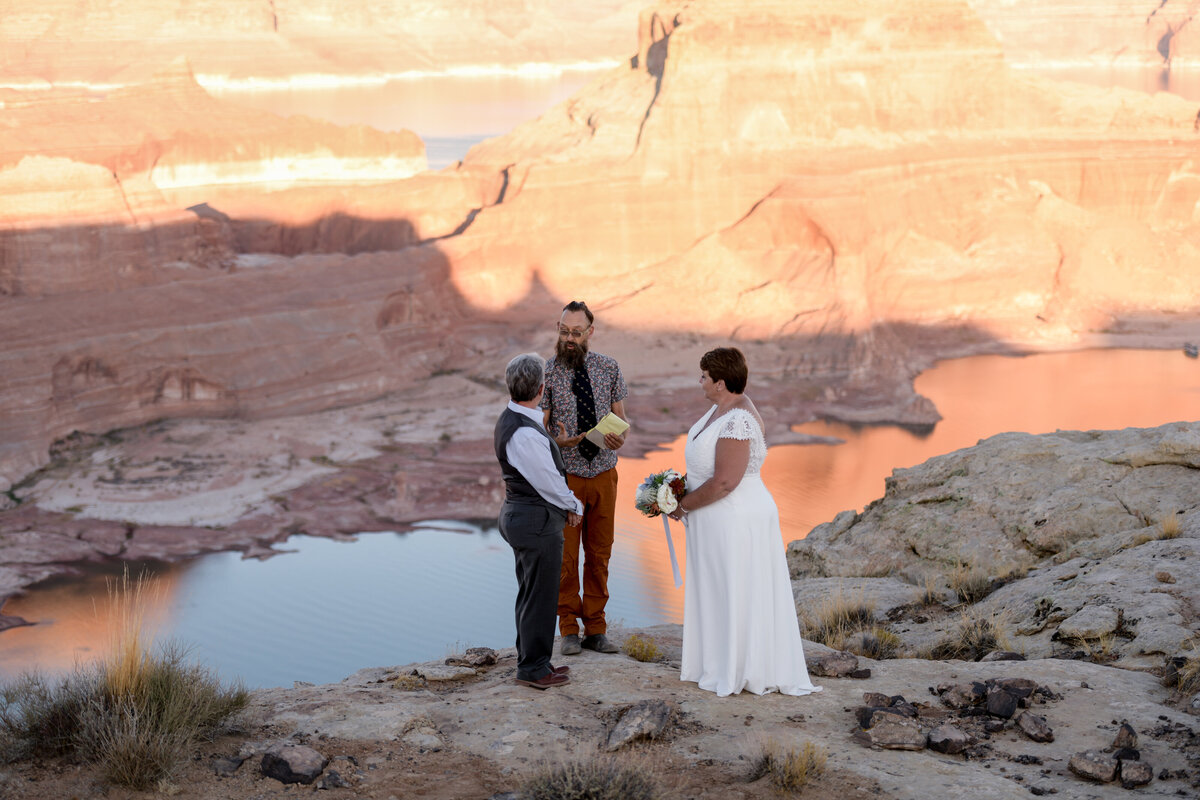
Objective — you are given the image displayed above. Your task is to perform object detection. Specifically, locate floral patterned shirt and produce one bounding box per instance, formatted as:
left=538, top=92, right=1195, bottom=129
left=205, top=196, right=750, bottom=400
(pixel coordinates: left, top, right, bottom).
left=541, top=350, right=628, bottom=478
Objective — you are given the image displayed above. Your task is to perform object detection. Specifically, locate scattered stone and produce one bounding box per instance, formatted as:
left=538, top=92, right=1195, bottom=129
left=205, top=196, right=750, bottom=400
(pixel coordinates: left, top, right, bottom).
left=979, top=651, right=1026, bottom=662
left=864, top=714, right=926, bottom=751
left=992, top=677, right=1038, bottom=699
left=414, top=664, right=477, bottom=681
left=938, top=682, right=985, bottom=710
left=210, top=756, right=245, bottom=777
left=261, top=743, right=329, bottom=785
left=1016, top=712, right=1054, bottom=743
left=1012, top=754, right=1042, bottom=765
left=1112, top=722, right=1138, bottom=750
left=1155, top=571, right=1175, bottom=584
left=928, top=723, right=971, bottom=754
left=855, top=706, right=912, bottom=730
left=849, top=668, right=872, bottom=679
left=316, top=770, right=349, bottom=790
left=402, top=727, right=443, bottom=751
left=808, top=650, right=859, bottom=677
left=983, top=719, right=1007, bottom=734
left=1118, top=759, right=1153, bottom=789
left=446, top=646, right=498, bottom=667
left=985, top=687, right=1019, bottom=719
left=1112, top=746, right=1139, bottom=761
left=862, top=691, right=892, bottom=707
left=1162, top=656, right=1189, bottom=688
left=1068, top=750, right=1118, bottom=783
left=605, top=699, right=672, bottom=751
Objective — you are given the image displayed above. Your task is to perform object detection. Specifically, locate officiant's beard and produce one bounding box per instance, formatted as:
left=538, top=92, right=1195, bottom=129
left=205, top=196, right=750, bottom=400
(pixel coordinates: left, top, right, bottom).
left=556, top=339, right=588, bottom=370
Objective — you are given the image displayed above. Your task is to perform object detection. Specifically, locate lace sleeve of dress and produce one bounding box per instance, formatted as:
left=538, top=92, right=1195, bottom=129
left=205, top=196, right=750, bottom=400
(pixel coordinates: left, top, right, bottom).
left=717, top=409, right=757, bottom=442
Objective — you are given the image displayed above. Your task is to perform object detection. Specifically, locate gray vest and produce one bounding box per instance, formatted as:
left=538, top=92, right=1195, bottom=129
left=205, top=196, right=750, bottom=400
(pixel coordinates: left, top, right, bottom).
left=494, top=407, right=568, bottom=504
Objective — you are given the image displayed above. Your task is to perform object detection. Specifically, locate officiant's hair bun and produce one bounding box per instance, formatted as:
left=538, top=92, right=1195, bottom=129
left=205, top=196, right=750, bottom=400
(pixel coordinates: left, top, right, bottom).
left=562, top=300, right=594, bottom=325
left=700, top=347, right=748, bottom=394
left=505, top=353, right=546, bottom=401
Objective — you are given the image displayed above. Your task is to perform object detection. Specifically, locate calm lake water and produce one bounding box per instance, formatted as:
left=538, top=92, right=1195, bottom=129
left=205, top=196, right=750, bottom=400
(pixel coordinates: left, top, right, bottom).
left=2, top=348, right=1197, bottom=688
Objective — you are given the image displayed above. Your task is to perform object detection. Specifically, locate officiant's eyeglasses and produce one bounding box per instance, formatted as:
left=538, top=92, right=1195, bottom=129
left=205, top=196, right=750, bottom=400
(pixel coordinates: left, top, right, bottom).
left=557, top=326, right=591, bottom=339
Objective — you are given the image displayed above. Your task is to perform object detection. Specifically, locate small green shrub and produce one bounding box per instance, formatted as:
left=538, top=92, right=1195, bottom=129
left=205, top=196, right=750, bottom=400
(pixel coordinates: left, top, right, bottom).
left=621, top=634, right=663, bottom=663
left=751, top=739, right=827, bottom=792
left=521, top=756, right=658, bottom=800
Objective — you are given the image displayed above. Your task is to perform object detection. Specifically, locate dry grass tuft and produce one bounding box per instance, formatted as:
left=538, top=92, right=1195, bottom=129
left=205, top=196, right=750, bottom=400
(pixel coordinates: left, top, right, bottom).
left=621, top=634, right=664, bottom=663
left=751, top=739, right=827, bottom=793
left=1159, top=512, right=1182, bottom=540
left=930, top=609, right=1012, bottom=661
left=948, top=562, right=993, bottom=605
left=0, top=571, right=247, bottom=789
left=801, top=589, right=876, bottom=649
left=1174, top=638, right=1200, bottom=697
left=848, top=627, right=902, bottom=660
left=521, top=756, right=658, bottom=800
left=392, top=673, right=426, bottom=691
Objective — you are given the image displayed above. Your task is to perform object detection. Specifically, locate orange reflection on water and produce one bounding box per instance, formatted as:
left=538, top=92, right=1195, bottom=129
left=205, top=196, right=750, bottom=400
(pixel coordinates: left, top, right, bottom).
left=779, top=348, right=1200, bottom=538
left=614, top=435, right=691, bottom=625
left=617, top=348, right=1200, bottom=615
left=0, top=564, right=180, bottom=678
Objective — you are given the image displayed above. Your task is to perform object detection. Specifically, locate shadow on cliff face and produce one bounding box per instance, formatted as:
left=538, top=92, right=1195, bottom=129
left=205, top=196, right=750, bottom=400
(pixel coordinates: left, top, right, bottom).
left=0, top=209, right=526, bottom=487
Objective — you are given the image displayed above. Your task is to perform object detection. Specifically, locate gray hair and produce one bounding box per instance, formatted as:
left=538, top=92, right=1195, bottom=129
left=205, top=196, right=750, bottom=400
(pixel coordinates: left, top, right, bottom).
left=505, top=353, right=545, bottom=402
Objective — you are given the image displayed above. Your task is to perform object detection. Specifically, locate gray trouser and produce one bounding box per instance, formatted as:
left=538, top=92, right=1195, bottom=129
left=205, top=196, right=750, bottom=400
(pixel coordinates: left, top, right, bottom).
left=498, top=499, right=566, bottom=681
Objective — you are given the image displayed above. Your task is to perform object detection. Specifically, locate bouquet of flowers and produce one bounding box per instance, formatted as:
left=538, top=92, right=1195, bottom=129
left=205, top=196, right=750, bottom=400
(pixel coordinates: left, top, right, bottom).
left=634, top=468, right=687, bottom=517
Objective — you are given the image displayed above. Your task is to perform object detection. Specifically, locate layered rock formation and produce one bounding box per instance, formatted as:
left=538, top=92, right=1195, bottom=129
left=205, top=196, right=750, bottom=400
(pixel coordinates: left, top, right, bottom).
left=789, top=421, right=1200, bottom=670
left=967, top=0, right=1200, bottom=67
left=0, top=1, right=641, bottom=86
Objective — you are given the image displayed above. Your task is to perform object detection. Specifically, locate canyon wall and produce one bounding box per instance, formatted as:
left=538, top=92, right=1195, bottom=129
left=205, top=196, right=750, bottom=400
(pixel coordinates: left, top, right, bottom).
left=3, top=0, right=1200, bottom=492
left=0, top=1, right=642, bottom=86
left=967, top=0, right=1200, bottom=67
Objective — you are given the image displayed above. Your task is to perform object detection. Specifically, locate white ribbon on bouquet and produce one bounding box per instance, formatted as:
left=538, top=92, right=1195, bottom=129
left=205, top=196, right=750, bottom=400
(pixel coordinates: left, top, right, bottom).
left=661, top=514, right=682, bottom=588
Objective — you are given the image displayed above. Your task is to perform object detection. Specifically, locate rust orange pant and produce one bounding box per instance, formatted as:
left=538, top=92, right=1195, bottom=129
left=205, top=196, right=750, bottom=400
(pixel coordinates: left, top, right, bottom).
left=558, top=468, right=618, bottom=637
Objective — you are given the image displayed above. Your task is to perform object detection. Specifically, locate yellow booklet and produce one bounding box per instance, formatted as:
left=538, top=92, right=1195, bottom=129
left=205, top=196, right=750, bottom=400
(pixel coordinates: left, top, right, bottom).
left=584, top=412, right=630, bottom=449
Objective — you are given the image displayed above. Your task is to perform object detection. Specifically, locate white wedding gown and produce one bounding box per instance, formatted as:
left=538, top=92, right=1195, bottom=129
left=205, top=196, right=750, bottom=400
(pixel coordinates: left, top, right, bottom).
left=681, top=406, right=822, bottom=697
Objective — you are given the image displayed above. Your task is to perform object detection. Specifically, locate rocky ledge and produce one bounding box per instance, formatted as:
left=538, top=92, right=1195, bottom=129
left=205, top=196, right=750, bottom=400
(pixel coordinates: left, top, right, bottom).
left=5, top=422, right=1200, bottom=799
left=788, top=421, right=1200, bottom=674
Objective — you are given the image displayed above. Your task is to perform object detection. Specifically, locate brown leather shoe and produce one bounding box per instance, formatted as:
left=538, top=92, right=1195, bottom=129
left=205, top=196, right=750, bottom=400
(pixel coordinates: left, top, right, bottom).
left=515, top=671, right=570, bottom=690
left=551, top=664, right=570, bottom=675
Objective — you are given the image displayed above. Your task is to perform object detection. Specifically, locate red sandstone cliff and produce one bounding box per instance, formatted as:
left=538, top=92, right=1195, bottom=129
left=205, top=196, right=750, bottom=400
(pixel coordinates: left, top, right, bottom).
left=3, top=0, right=1200, bottom=493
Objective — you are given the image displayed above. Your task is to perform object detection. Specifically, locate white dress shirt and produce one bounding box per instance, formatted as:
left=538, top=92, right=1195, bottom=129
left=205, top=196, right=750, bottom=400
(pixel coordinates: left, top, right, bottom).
left=506, top=401, right=583, bottom=514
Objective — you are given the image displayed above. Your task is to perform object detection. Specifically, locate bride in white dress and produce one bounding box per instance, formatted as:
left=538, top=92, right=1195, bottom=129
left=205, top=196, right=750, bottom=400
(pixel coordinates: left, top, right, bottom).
left=670, top=347, right=821, bottom=697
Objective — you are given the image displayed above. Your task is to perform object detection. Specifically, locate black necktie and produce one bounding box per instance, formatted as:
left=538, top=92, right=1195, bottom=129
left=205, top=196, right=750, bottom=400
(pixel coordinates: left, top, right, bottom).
left=572, top=363, right=599, bottom=461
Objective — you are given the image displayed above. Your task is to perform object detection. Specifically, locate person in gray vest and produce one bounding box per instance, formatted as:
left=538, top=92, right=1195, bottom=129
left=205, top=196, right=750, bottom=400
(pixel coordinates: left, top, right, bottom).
left=495, top=353, right=584, bottom=689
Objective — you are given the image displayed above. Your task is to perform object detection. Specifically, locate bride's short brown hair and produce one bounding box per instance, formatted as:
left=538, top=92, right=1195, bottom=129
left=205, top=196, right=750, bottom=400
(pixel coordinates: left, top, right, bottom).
left=700, top=347, right=748, bottom=394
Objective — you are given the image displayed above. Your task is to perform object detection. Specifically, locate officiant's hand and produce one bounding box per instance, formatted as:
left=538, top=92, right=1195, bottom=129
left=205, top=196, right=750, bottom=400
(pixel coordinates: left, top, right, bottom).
left=553, top=422, right=585, bottom=448
left=603, top=431, right=626, bottom=450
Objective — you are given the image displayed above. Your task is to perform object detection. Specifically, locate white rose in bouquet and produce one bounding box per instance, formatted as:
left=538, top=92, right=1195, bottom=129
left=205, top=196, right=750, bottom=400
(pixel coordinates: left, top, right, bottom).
left=655, top=481, right=679, bottom=514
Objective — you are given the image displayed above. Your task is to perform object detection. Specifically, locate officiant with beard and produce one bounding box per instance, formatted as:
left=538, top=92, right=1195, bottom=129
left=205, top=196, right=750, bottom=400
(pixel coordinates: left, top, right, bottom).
left=541, top=300, right=629, bottom=656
